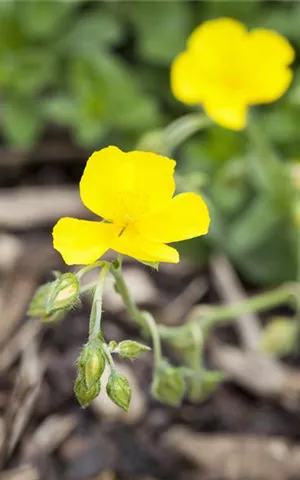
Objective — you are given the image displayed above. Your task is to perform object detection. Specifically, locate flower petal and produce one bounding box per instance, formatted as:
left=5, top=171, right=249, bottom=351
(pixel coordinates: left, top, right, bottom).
left=247, top=29, right=295, bottom=67
left=112, top=225, right=179, bottom=263
left=247, top=67, right=293, bottom=104
left=137, top=192, right=210, bottom=243
left=188, top=17, right=247, bottom=55
left=80, top=146, right=176, bottom=223
left=53, top=217, right=120, bottom=265
left=171, top=52, right=205, bottom=105
left=245, top=30, right=294, bottom=104
left=203, top=95, right=247, bottom=130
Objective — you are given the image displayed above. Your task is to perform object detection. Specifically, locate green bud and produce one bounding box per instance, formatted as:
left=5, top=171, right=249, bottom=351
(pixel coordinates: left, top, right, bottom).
left=108, top=340, right=118, bottom=352
left=106, top=372, right=131, bottom=411
left=46, top=273, right=80, bottom=314
left=118, top=340, right=150, bottom=359
left=78, top=341, right=106, bottom=389
left=28, top=282, right=65, bottom=323
left=41, top=310, right=65, bottom=324
left=74, top=374, right=100, bottom=408
left=151, top=363, right=186, bottom=407
left=27, top=282, right=54, bottom=317
left=188, top=370, right=225, bottom=403
left=260, top=317, right=298, bottom=356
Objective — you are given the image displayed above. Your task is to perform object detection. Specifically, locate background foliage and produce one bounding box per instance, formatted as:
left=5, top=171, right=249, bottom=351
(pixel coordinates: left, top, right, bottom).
left=2, top=0, right=300, bottom=286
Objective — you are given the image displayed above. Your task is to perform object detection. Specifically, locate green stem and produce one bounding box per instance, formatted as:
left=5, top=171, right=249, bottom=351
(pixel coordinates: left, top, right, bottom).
left=101, top=342, right=116, bottom=373
left=163, top=113, right=211, bottom=155
left=88, top=263, right=110, bottom=341
left=111, top=258, right=162, bottom=369
left=111, top=258, right=145, bottom=328
left=77, top=260, right=105, bottom=280
left=142, top=312, right=162, bottom=369
left=80, top=281, right=97, bottom=295
left=188, top=322, right=203, bottom=370
left=159, top=282, right=299, bottom=341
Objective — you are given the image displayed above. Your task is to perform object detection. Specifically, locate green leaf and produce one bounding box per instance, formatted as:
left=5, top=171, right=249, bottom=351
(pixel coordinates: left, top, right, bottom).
left=3, top=50, right=56, bottom=95
left=0, top=1, right=15, bottom=15
left=201, top=0, right=260, bottom=26
left=60, top=8, right=123, bottom=53
left=73, top=119, right=107, bottom=148
left=121, top=1, right=192, bottom=64
left=42, top=95, right=77, bottom=125
left=68, top=54, right=160, bottom=144
left=1, top=98, right=43, bottom=148
left=17, top=0, right=78, bottom=40
left=226, top=197, right=297, bottom=284
left=227, top=197, right=288, bottom=255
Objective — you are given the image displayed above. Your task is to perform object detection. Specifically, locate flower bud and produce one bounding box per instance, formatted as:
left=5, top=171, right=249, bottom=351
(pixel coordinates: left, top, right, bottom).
left=74, top=374, right=101, bottom=408
left=108, top=340, right=118, bottom=352
left=46, top=273, right=79, bottom=314
left=106, top=372, right=131, bottom=411
left=188, top=370, right=225, bottom=403
left=78, top=341, right=106, bottom=389
left=151, top=363, right=186, bottom=407
left=27, top=282, right=54, bottom=318
left=260, top=317, right=298, bottom=356
left=118, top=340, right=150, bottom=359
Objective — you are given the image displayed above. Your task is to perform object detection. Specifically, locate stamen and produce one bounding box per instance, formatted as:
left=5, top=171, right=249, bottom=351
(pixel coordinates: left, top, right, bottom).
left=118, top=226, right=127, bottom=237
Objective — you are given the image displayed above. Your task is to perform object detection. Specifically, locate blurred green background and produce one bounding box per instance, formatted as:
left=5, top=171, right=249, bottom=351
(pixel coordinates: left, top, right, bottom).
left=2, top=0, right=300, bottom=286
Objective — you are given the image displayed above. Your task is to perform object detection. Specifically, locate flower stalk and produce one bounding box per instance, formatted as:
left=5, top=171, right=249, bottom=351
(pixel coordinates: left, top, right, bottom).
left=111, top=257, right=163, bottom=370
left=88, top=263, right=110, bottom=341
left=159, top=282, right=300, bottom=343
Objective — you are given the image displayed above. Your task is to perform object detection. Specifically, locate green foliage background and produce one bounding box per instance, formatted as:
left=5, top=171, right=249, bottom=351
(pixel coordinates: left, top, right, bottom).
left=2, top=0, right=300, bottom=286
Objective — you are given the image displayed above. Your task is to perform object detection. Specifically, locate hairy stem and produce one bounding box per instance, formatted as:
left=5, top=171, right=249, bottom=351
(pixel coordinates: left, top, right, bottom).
left=111, top=258, right=162, bottom=368
left=159, top=282, right=299, bottom=341
left=89, top=263, right=110, bottom=341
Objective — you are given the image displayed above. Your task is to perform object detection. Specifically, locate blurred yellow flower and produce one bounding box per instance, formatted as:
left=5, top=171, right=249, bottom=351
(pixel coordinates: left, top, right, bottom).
left=171, top=17, right=295, bottom=130
left=53, top=146, right=210, bottom=265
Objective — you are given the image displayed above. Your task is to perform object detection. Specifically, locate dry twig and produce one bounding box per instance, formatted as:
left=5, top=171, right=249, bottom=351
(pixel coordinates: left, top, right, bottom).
left=210, top=255, right=262, bottom=351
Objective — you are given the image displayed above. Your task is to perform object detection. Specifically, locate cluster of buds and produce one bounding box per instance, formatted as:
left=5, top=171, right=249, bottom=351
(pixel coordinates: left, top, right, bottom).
left=74, top=339, right=150, bottom=409
left=74, top=340, right=106, bottom=407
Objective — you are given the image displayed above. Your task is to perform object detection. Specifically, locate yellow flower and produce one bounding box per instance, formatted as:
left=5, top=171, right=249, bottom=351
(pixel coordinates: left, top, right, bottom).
left=171, top=17, right=295, bottom=130
left=53, top=146, right=210, bottom=265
